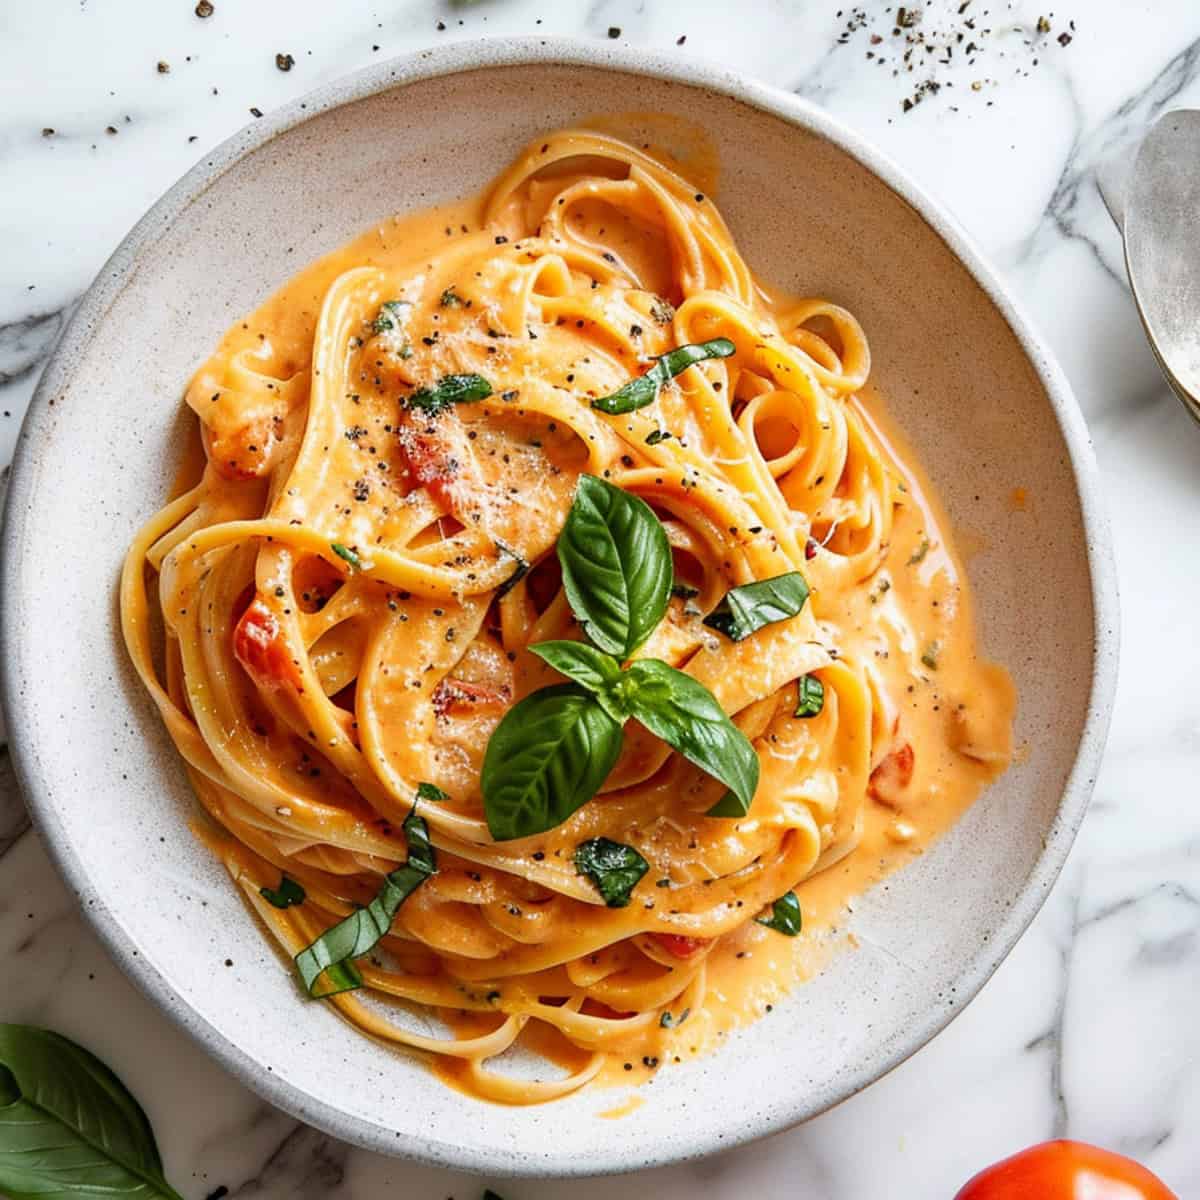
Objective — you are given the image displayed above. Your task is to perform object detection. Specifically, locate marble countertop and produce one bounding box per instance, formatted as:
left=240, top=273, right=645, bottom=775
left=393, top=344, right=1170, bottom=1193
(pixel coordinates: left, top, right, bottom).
left=2, top=1, right=1199, bottom=1195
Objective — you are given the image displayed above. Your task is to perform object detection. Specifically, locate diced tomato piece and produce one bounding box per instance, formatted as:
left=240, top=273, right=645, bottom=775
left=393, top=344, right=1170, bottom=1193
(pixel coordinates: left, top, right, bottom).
left=396, top=412, right=480, bottom=516
left=233, top=594, right=302, bottom=689
left=431, top=677, right=510, bottom=716
left=869, top=741, right=914, bottom=809
left=649, top=933, right=710, bottom=959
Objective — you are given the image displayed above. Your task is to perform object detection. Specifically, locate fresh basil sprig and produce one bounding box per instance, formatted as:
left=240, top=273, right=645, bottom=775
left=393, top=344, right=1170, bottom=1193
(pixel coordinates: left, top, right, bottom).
left=0, top=1025, right=185, bottom=1200
left=260, top=875, right=305, bottom=909
left=417, top=781, right=450, bottom=802
left=294, top=812, right=436, bottom=997
left=756, top=891, right=802, bottom=936
left=703, top=572, right=810, bottom=641
left=556, top=474, right=672, bottom=659
left=574, top=837, right=649, bottom=908
left=591, top=337, right=735, bottom=415
left=406, top=373, right=493, bottom=416
left=482, top=475, right=760, bottom=841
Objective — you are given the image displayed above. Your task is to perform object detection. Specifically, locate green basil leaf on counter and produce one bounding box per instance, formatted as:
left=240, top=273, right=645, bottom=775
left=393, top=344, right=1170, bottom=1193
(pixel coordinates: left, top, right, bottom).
left=406, top=373, right=493, bottom=416
left=591, top=337, right=735, bottom=415
left=574, top=837, right=649, bottom=908
left=556, top=474, right=671, bottom=659
left=259, top=875, right=306, bottom=909
left=756, top=891, right=802, bottom=937
left=622, top=659, right=759, bottom=814
left=794, top=673, right=825, bottom=718
left=294, top=811, right=436, bottom=997
left=0, top=1024, right=186, bottom=1200
left=703, top=571, right=810, bottom=642
left=482, top=684, right=624, bottom=841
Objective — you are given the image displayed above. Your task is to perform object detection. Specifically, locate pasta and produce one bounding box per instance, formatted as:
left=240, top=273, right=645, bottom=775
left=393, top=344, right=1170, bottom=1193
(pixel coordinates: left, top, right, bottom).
left=121, top=129, right=1014, bottom=1104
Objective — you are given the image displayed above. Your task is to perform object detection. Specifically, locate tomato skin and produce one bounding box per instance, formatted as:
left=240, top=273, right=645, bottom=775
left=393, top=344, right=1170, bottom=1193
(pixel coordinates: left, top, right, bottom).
left=868, top=740, right=914, bottom=808
left=955, top=1141, right=1178, bottom=1200
left=649, top=933, right=710, bottom=959
left=233, top=594, right=302, bottom=690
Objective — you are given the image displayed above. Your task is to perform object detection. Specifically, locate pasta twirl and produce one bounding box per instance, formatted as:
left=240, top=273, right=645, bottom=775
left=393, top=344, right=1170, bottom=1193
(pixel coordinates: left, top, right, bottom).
left=121, top=129, right=1014, bottom=1104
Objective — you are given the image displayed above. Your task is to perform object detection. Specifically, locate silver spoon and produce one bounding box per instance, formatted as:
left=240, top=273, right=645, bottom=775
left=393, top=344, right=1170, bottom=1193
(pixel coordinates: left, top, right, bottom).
left=1099, top=109, right=1200, bottom=423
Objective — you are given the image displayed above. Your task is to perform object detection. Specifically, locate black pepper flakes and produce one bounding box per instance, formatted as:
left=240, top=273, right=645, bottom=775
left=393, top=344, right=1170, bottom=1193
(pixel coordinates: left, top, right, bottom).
left=249, top=106, right=263, bottom=118
left=276, top=52, right=295, bottom=71
left=195, top=0, right=214, bottom=16
left=608, top=26, right=621, bottom=38
left=156, top=60, right=170, bottom=74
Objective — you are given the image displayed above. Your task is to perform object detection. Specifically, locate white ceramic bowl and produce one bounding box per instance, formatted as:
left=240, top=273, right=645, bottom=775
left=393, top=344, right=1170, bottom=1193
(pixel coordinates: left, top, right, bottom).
left=0, top=39, right=1117, bottom=1177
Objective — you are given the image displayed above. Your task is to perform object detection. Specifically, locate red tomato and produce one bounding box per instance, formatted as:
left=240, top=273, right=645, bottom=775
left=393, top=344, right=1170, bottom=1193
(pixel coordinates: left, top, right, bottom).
left=955, top=1140, right=1177, bottom=1200
left=868, top=740, right=914, bottom=809
left=648, top=933, right=710, bottom=959
left=233, top=594, right=302, bottom=690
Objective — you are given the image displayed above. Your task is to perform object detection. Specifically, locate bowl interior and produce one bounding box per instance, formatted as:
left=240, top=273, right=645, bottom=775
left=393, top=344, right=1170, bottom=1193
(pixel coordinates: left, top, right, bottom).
left=1, top=48, right=1106, bottom=1175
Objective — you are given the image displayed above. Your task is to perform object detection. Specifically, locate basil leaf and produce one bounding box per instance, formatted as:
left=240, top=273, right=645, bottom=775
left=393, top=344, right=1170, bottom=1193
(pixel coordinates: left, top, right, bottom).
left=482, top=684, right=623, bottom=840
left=331, top=542, right=361, bottom=571
left=574, top=837, right=649, bottom=908
left=0, top=1024, right=185, bottom=1200
left=623, top=659, right=759, bottom=812
left=529, top=641, right=627, bottom=721
left=406, top=373, right=493, bottom=416
left=706, top=789, right=745, bottom=818
left=756, top=891, right=802, bottom=937
left=294, top=812, right=436, bottom=996
left=371, top=299, right=408, bottom=333
left=703, top=571, right=810, bottom=641
left=417, top=781, right=450, bottom=802
left=556, top=475, right=672, bottom=659
left=794, top=674, right=825, bottom=718
left=259, top=875, right=305, bottom=909
left=591, top=338, right=735, bottom=415
left=659, top=1007, right=690, bottom=1028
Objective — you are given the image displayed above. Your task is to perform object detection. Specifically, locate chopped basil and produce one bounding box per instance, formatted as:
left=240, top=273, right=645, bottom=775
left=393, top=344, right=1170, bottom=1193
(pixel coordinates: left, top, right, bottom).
left=331, top=542, right=362, bottom=571
left=794, top=674, right=824, bottom=718
left=591, top=338, right=735, bottom=415
left=294, top=812, right=436, bottom=996
left=416, top=782, right=450, bottom=802
left=439, top=287, right=464, bottom=307
left=259, top=875, right=306, bottom=909
left=574, top=837, right=649, bottom=908
left=371, top=299, right=408, bottom=333
left=659, top=1007, right=690, bottom=1028
left=703, top=571, right=810, bottom=641
left=645, top=429, right=672, bottom=445
left=494, top=539, right=530, bottom=599
left=921, top=641, right=941, bottom=671
left=406, top=373, right=493, bottom=416
left=908, top=536, right=931, bottom=565
left=756, top=891, right=802, bottom=936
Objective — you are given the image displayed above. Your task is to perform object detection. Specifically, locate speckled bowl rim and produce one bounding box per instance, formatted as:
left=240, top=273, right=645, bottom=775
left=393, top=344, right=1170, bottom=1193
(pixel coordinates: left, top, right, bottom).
left=0, top=37, right=1119, bottom=1178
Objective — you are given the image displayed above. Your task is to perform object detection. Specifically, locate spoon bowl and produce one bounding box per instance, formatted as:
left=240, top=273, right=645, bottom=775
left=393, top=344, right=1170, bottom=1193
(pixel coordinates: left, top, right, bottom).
left=1124, top=108, right=1200, bottom=422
